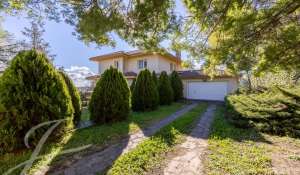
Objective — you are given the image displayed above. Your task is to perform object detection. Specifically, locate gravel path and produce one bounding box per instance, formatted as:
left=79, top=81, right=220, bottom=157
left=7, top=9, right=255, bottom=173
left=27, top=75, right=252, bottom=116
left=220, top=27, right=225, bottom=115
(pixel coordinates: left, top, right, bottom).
left=163, top=104, right=216, bottom=175
left=43, top=103, right=198, bottom=175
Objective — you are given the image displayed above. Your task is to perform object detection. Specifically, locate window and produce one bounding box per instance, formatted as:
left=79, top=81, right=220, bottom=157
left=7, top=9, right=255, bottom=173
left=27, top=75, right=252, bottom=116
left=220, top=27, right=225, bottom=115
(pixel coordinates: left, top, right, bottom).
left=138, top=59, right=147, bottom=69
left=114, top=60, right=119, bottom=69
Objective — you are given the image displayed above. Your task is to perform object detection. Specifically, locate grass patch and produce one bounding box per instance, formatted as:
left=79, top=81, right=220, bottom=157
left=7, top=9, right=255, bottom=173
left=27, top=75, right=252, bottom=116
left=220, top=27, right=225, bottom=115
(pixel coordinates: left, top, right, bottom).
left=0, top=103, right=184, bottom=175
left=80, top=107, right=90, bottom=121
left=205, top=107, right=273, bottom=175
left=107, top=103, right=207, bottom=175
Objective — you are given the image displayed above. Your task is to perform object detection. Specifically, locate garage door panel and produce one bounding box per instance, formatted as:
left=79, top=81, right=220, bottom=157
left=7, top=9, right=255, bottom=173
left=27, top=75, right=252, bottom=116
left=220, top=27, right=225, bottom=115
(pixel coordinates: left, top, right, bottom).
left=187, top=82, right=228, bottom=101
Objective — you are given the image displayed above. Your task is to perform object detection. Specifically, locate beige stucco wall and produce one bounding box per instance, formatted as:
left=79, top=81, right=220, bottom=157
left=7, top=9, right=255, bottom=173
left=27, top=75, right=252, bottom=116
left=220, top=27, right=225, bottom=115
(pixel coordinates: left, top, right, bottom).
left=96, top=54, right=181, bottom=75
left=157, top=55, right=180, bottom=74
left=98, top=57, right=124, bottom=74
left=182, top=78, right=238, bottom=98
left=124, top=55, right=159, bottom=74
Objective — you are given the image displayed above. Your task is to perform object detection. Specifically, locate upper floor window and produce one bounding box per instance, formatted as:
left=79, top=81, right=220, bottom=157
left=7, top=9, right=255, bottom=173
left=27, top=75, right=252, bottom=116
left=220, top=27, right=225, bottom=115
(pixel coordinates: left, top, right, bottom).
left=138, top=59, right=147, bottom=69
left=114, top=60, right=119, bottom=69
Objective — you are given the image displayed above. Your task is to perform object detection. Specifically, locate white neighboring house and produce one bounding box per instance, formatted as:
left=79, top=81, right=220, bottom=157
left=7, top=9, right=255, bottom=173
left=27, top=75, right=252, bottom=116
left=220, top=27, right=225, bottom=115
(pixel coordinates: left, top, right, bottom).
left=87, top=50, right=239, bottom=101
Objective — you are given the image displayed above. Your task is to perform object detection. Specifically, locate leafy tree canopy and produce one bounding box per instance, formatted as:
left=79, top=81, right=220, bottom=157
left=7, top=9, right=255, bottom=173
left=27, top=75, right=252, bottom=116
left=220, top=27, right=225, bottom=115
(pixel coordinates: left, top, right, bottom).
left=2, top=0, right=299, bottom=75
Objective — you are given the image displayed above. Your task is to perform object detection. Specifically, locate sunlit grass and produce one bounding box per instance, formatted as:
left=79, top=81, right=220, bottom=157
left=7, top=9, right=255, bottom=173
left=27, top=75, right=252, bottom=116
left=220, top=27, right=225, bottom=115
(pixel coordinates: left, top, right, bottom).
left=205, top=107, right=273, bottom=175
left=0, top=102, right=184, bottom=175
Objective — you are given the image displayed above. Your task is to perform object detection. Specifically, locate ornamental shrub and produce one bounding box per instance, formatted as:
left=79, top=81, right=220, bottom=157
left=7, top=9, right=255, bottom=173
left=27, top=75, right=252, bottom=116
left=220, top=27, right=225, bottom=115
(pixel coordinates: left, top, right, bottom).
left=226, top=86, right=300, bottom=137
left=158, top=71, right=174, bottom=105
left=132, top=69, right=159, bottom=111
left=130, top=78, right=136, bottom=92
left=170, top=71, right=183, bottom=101
left=0, top=50, right=74, bottom=154
left=152, top=71, right=158, bottom=87
left=89, top=67, right=130, bottom=124
left=59, top=71, right=82, bottom=125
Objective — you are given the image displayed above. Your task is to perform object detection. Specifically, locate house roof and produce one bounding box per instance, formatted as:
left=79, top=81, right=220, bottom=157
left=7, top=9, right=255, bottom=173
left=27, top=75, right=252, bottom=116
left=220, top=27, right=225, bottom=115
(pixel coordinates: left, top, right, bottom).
left=86, top=70, right=236, bottom=81
left=89, top=50, right=181, bottom=63
left=178, top=70, right=236, bottom=79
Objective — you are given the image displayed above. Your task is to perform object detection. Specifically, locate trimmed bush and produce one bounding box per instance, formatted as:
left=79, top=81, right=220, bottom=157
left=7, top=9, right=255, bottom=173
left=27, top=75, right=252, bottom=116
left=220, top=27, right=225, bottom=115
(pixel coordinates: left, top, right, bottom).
left=130, top=78, right=136, bottom=92
left=132, top=69, right=159, bottom=111
left=59, top=71, right=82, bottom=125
left=158, top=71, right=174, bottom=105
left=0, top=50, right=74, bottom=154
left=226, top=86, right=300, bottom=137
left=152, top=71, right=158, bottom=87
left=170, top=71, right=183, bottom=101
left=89, top=67, right=130, bottom=124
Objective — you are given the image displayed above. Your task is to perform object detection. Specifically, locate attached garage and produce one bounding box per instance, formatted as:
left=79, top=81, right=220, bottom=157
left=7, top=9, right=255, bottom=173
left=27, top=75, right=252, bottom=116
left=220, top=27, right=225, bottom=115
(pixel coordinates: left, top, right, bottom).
left=187, top=81, right=228, bottom=101
left=179, top=70, right=238, bottom=101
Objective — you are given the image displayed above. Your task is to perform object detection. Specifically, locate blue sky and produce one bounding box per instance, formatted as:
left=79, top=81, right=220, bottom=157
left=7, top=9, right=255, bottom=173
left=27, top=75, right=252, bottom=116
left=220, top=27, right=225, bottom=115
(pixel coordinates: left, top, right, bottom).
left=2, top=0, right=188, bottom=73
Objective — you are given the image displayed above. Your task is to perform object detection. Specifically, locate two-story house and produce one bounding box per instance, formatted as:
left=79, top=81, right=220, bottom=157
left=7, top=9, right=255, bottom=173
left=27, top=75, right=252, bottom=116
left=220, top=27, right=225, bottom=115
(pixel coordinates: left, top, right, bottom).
left=87, top=50, right=238, bottom=101
left=87, top=50, right=181, bottom=85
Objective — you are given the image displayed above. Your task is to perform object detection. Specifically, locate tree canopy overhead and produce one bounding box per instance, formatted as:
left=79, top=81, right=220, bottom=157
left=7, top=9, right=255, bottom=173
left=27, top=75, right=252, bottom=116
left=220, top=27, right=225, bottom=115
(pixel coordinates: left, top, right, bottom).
left=1, top=0, right=299, bottom=75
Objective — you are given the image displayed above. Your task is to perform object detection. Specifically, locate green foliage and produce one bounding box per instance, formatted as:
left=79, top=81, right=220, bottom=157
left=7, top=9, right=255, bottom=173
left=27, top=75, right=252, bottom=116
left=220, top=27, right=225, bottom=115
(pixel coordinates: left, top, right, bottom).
left=152, top=70, right=158, bottom=86
left=59, top=71, right=82, bottom=125
left=207, top=107, right=272, bottom=174
left=130, top=78, right=136, bottom=93
left=108, top=103, right=207, bottom=175
left=89, top=67, right=130, bottom=124
left=178, top=0, right=300, bottom=75
left=0, top=50, right=74, bottom=154
left=226, top=86, right=300, bottom=137
left=170, top=71, right=183, bottom=101
left=158, top=71, right=174, bottom=105
left=132, top=69, right=159, bottom=111
left=0, top=103, right=184, bottom=175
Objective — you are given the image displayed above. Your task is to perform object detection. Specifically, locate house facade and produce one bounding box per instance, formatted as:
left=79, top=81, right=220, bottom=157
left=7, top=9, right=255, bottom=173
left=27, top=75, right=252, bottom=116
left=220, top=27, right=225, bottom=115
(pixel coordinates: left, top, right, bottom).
left=87, top=50, right=238, bottom=101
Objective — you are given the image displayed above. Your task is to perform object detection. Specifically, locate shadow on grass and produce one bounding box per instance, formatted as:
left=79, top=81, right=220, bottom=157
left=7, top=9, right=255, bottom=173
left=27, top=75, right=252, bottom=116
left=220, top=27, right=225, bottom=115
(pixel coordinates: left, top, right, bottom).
left=36, top=102, right=187, bottom=175
left=105, top=102, right=208, bottom=175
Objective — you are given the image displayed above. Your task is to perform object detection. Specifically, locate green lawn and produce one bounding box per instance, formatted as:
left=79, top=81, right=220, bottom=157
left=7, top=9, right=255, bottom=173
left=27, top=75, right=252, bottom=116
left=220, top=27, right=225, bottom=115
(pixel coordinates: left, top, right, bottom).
left=0, top=102, right=184, bottom=175
left=205, top=106, right=273, bottom=175
left=107, top=103, right=207, bottom=175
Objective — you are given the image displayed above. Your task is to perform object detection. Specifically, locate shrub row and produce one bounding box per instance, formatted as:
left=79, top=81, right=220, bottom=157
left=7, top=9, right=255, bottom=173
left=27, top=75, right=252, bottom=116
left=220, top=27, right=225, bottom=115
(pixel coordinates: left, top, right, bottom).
left=226, top=86, right=300, bottom=137
left=0, top=50, right=81, bottom=154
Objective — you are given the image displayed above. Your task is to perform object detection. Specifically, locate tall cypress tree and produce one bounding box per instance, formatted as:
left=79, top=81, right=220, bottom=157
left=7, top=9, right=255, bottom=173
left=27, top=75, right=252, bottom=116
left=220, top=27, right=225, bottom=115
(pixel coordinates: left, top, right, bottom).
left=132, top=69, right=159, bottom=111
left=59, top=71, right=82, bottom=125
left=152, top=71, right=158, bottom=87
left=89, top=67, right=130, bottom=124
left=170, top=71, right=183, bottom=101
left=158, top=71, right=174, bottom=105
left=130, top=78, right=136, bottom=92
left=0, top=50, right=74, bottom=154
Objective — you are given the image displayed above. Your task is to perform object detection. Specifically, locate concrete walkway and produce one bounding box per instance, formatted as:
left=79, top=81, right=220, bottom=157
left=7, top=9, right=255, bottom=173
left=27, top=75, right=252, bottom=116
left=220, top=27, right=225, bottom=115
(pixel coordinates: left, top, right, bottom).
left=163, top=104, right=216, bottom=175
left=44, top=103, right=198, bottom=175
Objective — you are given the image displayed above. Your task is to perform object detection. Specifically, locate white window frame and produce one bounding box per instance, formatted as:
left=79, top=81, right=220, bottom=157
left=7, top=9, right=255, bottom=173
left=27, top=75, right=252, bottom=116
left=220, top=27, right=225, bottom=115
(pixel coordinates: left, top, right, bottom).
left=138, top=59, right=147, bottom=69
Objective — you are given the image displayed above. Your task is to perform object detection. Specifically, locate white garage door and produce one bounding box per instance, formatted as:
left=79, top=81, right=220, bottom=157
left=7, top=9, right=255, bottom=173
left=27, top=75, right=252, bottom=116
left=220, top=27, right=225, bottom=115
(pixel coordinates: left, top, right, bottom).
left=187, top=82, right=228, bottom=101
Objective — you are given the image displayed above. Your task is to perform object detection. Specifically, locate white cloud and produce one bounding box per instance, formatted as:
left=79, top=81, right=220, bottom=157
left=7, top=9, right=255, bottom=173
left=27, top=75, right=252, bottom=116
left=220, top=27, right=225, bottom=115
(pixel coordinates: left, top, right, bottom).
left=65, top=66, right=96, bottom=88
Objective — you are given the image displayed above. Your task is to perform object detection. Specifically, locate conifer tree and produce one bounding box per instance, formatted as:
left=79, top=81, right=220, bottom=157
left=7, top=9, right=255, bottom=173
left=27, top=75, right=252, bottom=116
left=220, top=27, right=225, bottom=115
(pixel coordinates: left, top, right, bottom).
left=170, top=71, right=183, bottom=101
left=158, top=71, right=174, bottom=105
left=0, top=50, right=73, bottom=154
left=132, top=69, right=159, bottom=111
left=89, top=67, right=130, bottom=124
